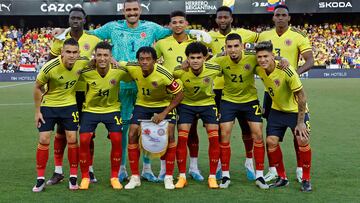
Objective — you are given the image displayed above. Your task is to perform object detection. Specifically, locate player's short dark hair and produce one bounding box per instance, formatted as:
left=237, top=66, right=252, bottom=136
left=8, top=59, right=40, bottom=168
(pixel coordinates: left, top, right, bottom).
left=170, top=10, right=186, bottom=19
left=63, top=38, right=79, bottom=47
left=95, top=41, right=112, bottom=52
left=136, top=46, right=157, bottom=60
left=185, top=42, right=208, bottom=57
left=225, top=33, right=242, bottom=43
left=255, top=41, right=273, bottom=53
left=69, top=7, right=86, bottom=17
left=274, top=5, right=289, bottom=13
left=216, top=6, right=232, bottom=15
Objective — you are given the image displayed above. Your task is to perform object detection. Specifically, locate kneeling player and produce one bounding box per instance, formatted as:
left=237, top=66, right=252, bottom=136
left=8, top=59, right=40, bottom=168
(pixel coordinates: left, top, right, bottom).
left=121, top=47, right=184, bottom=190
left=32, top=38, right=88, bottom=192
left=255, top=41, right=312, bottom=192
left=78, top=42, right=132, bottom=190
left=210, top=33, right=268, bottom=189
left=173, top=42, right=220, bottom=189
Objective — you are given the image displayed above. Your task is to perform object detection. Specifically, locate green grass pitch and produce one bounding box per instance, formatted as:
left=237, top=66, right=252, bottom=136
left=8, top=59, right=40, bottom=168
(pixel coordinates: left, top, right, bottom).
left=0, top=79, right=359, bottom=202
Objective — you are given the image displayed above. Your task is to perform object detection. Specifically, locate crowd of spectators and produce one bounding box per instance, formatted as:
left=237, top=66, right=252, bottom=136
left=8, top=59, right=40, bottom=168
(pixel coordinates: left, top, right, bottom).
left=0, top=22, right=359, bottom=73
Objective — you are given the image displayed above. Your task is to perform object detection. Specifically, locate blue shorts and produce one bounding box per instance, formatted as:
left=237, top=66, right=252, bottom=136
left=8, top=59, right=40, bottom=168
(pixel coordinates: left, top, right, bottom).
left=220, top=100, right=263, bottom=124
left=177, top=104, right=218, bottom=124
left=120, top=81, right=138, bottom=121
left=38, top=105, right=78, bottom=132
left=266, top=109, right=310, bottom=142
left=130, top=105, right=176, bottom=125
left=79, top=111, right=122, bottom=133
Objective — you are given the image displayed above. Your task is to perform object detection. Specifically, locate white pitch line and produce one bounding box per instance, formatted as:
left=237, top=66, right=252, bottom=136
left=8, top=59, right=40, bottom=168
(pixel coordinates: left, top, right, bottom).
left=0, top=103, right=33, bottom=106
left=0, top=82, right=34, bottom=88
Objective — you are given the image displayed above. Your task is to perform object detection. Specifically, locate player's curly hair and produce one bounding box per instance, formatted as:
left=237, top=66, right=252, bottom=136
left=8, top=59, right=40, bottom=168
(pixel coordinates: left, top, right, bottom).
left=255, top=41, right=273, bottom=53
left=216, top=6, right=232, bottom=15
left=185, top=42, right=208, bottom=57
left=69, top=7, right=86, bottom=17
left=136, top=46, right=157, bottom=60
left=170, top=10, right=186, bottom=19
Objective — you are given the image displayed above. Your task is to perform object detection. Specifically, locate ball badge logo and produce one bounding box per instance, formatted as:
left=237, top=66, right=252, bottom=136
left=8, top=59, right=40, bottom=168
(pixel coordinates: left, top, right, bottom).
left=157, top=128, right=165, bottom=136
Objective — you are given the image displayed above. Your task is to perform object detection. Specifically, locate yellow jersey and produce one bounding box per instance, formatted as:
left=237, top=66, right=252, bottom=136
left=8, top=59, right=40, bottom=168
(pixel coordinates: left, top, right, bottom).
left=122, top=62, right=182, bottom=108
left=173, top=62, right=221, bottom=106
left=79, top=65, right=132, bottom=113
left=208, top=28, right=259, bottom=89
left=37, top=56, right=88, bottom=107
left=155, top=35, right=197, bottom=72
left=255, top=62, right=304, bottom=113
left=210, top=51, right=258, bottom=103
left=50, top=31, right=101, bottom=92
left=258, top=26, right=312, bottom=69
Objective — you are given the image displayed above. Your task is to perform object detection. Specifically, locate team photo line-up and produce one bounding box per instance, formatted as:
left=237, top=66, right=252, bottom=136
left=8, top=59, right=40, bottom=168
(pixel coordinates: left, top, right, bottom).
left=32, top=0, right=313, bottom=193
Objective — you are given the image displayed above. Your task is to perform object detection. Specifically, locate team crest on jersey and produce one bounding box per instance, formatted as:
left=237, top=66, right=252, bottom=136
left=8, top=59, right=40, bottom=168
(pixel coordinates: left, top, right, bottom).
left=274, top=79, right=281, bottom=87
left=157, top=128, right=165, bottom=136
left=203, top=77, right=211, bottom=84
left=244, top=64, right=252, bottom=70
left=143, top=128, right=151, bottom=135
left=76, top=70, right=82, bottom=75
left=152, top=81, right=158, bottom=88
left=285, top=39, right=292, bottom=46
left=83, top=43, right=90, bottom=51
left=110, top=79, right=117, bottom=86
left=140, top=32, right=147, bottom=38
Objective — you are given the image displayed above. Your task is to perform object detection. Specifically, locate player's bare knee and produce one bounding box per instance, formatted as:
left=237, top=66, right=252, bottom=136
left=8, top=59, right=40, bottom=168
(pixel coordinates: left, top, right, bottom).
left=266, top=136, right=279, bottom=148
left=39, top=133, right=51, bottom=144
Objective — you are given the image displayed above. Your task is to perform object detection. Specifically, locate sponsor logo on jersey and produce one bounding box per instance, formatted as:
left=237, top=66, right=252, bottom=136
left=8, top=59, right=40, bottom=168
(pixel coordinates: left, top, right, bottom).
left=185, top=79, right=190, bottom=82
left=58, top=76, right=64, bottom=80
left=168, top=47, right=173, bottom=51
left=143, top=128, right=151, bottom=135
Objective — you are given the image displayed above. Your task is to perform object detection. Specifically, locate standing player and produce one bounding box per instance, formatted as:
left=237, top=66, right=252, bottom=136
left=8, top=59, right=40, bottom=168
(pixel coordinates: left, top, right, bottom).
left=78, top=42, right=132, bottom=190
left=47, top=7, right=101, bottom=185
left=255, top=41, right=312, bottom=192
left=87, top=0, right=209, bottom=182
left=210, top=34, right=268, bottom=189
left=32, top=38, right=88, bottom=192
left=258, top=5, right=314, bottom=182
left=155, top=10, right=207, bottom=181
left=121, top=47, right=183, bottom=190
left=208, top=6, right=260, bottom=180
left=173, top=42, right=221, bottom=189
